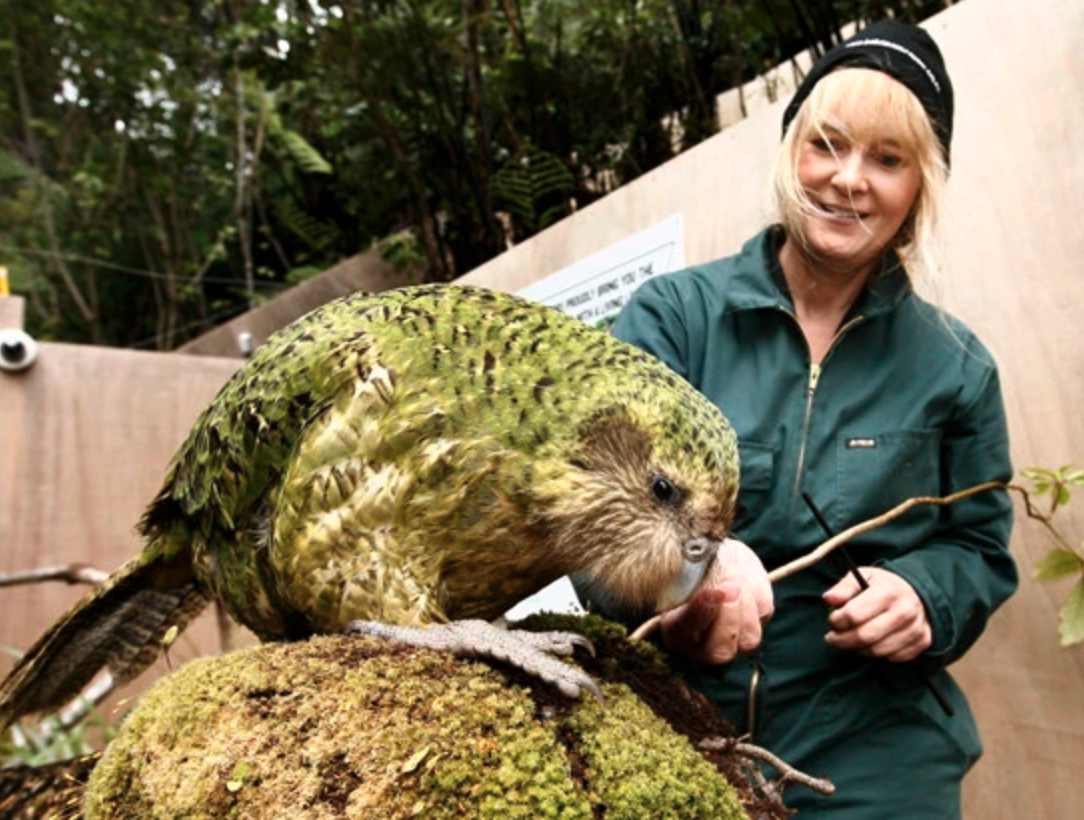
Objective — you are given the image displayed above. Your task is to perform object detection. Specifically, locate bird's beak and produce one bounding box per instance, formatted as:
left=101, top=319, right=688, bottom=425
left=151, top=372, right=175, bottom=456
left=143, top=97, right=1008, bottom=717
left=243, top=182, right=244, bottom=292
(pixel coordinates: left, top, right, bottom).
left=655, top=537, right=722, bottom=612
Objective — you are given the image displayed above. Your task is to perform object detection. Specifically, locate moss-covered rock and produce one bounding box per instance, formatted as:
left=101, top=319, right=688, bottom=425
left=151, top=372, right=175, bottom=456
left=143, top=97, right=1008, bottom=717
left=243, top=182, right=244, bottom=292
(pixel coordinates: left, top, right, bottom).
left=84, top=616, right=752, bottom=820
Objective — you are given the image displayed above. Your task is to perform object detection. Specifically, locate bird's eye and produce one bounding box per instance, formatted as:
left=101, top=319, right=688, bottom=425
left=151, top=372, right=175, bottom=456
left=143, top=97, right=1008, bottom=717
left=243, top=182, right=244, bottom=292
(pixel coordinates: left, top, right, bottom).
left=650, top=475, right=682, bottom=507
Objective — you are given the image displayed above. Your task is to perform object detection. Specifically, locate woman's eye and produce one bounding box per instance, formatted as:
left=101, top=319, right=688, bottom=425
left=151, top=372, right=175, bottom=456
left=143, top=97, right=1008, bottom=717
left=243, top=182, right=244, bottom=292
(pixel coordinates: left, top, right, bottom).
left=875, top=153, right=903, bottom=169
left=650, top=475, right=683, bottom=507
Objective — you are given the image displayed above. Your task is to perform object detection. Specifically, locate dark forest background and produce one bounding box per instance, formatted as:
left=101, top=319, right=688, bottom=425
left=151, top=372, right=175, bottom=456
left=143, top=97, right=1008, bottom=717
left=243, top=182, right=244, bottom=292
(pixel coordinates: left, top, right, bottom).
left=0, top=0, right=951, bottom=349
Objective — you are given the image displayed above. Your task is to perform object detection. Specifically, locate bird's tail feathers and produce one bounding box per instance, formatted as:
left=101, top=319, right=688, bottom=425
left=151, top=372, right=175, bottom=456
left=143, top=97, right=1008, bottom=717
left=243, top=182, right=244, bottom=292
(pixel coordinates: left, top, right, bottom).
left=0, top=550, right=211, bottom=732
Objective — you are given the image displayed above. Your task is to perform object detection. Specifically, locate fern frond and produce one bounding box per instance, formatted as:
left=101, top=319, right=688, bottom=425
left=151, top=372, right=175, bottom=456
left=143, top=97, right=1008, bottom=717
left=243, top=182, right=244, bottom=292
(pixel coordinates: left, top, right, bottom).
left=274, top=196, right=341, bottom=251
left=489, top=149, right=575, bottom=235
left=281, top=131, right=332, bottom=175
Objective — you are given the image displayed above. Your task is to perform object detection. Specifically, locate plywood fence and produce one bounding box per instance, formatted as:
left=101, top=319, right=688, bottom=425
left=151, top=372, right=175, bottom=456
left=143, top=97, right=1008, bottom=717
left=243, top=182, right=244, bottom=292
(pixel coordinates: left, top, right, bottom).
left=0, top=0, right=1080, bottom=817
left=0, top=340, right=244, bottom=713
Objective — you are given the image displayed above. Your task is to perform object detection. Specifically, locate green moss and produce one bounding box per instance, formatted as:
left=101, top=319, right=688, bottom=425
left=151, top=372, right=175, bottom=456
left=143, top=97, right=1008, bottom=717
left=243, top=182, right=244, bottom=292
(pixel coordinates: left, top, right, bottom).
left=84, top=621, right=748, bottom=820
left=567, top=694, right=744, bottom=819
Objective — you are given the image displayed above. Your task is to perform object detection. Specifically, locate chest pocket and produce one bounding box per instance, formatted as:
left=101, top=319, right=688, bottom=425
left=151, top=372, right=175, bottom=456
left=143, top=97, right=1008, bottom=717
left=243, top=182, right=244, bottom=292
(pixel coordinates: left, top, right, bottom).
left=836, top=429, right=942, bottom=530
left=734, top=440, right=778, bottom=531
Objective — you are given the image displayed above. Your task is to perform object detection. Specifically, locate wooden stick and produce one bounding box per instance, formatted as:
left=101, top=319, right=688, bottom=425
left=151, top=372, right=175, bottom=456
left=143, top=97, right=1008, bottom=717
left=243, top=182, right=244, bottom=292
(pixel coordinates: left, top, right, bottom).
left=0, top=563, right=108, bottom=589
left=700, top=736, right=836, bottom=796
left=630, top=480, right=1012, bottom=641
left=766, top=481, right=1007, bottom=583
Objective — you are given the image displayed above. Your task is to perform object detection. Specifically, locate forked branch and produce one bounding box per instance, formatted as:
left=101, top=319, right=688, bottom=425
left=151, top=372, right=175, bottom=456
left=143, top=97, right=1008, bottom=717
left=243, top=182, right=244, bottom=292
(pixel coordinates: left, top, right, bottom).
left=700, top=735, right=835, bottom=797
left=0, top=564, right=109, bottom=588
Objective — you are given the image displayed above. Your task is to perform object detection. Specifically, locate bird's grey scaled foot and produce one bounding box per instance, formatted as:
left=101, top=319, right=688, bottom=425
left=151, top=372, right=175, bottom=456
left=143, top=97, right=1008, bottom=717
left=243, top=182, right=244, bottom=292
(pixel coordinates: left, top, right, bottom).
left=343, top=619, right=602, bottom=703
left=507, top=627, right=595, bottom=658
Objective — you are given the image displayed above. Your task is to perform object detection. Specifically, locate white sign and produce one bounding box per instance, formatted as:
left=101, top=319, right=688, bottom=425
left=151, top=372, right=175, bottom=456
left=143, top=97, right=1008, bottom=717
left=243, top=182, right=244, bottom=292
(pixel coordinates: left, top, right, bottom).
left=505, top=216, right=686, bottom=621
left=518, top=215, right=685, bottom=328
left=503, top=576, right=586, bottom=621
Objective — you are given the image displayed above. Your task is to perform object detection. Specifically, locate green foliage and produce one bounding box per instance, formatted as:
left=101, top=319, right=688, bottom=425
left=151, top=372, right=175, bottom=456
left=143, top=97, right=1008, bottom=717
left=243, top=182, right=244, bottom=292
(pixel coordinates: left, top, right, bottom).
left=0, top=149, right=33, bottom=185
left=1, top=711, right=116, bottom=767
left=1022, top=465, right=1084, bottom=646
left=1, top=0, right=942, bottom=348
left=1061, top=583, right=1084, bottom=646
left=274, top=193, right=342, bottom=252
left=1033, top=548, right=1084, bottom=581
left=0, top=646, right=117, bottom=766
left=490, top=149, right=575, bottom=237
left=375, top=228, right=426, bottom=274
left=1022, top=465, right=1084, bottom=510
left=280, top=130, right=332, bottom=175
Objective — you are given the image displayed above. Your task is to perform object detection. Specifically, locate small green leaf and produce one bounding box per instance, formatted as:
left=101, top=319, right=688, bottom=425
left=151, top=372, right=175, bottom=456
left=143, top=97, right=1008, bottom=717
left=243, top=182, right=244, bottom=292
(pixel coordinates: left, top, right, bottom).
left=1056, top=484, right=1072, bottom=508
left=1033, top=549, right=1084, bottom=581
left=226, top=760, right=248, bottom=792
left=401, top=744, right=431, bottom=773
left=160, top=625, right=179, bottom=649
left=1058, top=579, right=1084, bottom=647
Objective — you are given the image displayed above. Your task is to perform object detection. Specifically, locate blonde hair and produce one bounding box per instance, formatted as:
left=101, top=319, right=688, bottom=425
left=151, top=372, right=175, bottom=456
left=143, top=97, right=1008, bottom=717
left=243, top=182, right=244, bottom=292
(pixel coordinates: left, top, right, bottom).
left=773, top=67, right=948, bottom=283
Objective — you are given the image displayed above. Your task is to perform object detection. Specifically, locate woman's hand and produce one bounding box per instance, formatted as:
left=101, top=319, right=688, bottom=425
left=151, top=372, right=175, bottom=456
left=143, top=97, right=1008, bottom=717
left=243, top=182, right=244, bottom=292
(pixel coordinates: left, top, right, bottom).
left=660, top=539, right=774, bottom=664
left=823, top=567, right=932, bottom=662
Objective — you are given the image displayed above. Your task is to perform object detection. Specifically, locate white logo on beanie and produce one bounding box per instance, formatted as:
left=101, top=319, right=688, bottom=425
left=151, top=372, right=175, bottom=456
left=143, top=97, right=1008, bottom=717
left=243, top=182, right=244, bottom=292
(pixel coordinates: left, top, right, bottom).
left=844, top=37, right=942, bottom=93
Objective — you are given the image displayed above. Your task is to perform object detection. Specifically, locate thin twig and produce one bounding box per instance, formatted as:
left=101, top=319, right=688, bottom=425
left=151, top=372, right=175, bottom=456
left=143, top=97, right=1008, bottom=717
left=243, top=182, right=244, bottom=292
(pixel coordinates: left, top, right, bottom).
left=40, top=673, right=118, bottom=743
left=700, top=736, right=836, bottom=796
left=1009, top=482, right=1084, bottom=557
left=631, top=479, right=1037, bottom=641
left=766, top=481, right=1007, bottom=583
left=215, top=600, right=237, bottom=654
left=629, top=614, right=662, bottom=641
left=0, top=564, right=109, bottom=589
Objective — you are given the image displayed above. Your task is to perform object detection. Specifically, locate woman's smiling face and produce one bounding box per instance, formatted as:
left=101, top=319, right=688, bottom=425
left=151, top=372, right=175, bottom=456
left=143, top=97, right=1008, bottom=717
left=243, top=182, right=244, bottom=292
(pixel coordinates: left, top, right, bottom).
left=794, top=120, right=923, bottom=275
left=775, top=67, right=941, bottom=281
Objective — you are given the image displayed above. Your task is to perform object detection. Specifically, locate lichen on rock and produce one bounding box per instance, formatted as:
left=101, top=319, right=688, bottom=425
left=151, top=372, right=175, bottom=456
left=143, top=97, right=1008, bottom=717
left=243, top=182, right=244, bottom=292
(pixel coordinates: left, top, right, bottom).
left=83, top=616, right=752, bottom=819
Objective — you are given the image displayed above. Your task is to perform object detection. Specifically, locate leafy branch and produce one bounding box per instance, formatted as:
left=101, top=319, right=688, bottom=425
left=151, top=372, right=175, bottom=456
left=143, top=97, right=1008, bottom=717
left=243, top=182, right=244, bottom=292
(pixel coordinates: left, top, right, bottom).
left=1020, top=465, right=1084, bottom=646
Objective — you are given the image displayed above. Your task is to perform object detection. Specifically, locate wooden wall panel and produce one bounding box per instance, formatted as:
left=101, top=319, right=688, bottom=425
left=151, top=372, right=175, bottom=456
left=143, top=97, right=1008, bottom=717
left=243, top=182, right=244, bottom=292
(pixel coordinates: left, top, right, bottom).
left=0, top=344, right=243, bottom=714
left=933, top=3, right=1084, bottom=815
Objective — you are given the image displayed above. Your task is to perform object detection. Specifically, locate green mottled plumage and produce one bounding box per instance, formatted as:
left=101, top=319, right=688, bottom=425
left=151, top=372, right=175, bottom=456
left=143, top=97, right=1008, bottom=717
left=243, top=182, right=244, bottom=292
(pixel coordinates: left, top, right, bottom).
left=0, top=284, right=738, bottom=727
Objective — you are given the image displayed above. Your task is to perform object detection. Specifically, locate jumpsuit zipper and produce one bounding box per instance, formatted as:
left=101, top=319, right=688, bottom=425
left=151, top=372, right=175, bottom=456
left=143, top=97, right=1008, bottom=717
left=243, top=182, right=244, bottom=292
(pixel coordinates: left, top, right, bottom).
left=783, top=311, right=866, bottom=497
left=747, top=311, right=865, bottom=736
left=793, top=362, right=822, bottom=497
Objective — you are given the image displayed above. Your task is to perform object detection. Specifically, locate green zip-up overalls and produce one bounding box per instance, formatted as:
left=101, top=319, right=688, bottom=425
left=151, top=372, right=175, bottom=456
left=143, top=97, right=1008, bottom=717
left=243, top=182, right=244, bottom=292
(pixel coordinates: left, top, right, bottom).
left=611, top=227, right=1018, bottom=819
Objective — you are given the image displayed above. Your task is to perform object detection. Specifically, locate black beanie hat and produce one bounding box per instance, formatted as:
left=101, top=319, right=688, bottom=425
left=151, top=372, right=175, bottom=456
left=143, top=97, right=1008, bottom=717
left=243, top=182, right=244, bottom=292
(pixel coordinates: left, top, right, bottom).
left=781, top=20, right=954, bottom=164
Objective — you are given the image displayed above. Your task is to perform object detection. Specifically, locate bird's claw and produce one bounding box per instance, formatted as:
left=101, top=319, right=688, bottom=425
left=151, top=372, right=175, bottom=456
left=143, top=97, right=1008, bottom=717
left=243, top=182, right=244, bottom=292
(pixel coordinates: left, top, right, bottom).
left=512, top=628, right=596, bottom=659
left=343, top=619, right=603, bottom=704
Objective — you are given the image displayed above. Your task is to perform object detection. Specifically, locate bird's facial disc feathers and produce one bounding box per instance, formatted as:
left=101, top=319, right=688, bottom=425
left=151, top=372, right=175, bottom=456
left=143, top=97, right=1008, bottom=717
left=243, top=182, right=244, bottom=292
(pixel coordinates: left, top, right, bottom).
left=544, top=402, right=737, bottom=614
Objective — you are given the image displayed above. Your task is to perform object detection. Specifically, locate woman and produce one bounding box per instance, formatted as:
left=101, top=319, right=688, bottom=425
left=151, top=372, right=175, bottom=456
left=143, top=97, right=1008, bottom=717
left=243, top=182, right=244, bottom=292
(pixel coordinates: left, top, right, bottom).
left=608, top=20, right=1018, bottom=819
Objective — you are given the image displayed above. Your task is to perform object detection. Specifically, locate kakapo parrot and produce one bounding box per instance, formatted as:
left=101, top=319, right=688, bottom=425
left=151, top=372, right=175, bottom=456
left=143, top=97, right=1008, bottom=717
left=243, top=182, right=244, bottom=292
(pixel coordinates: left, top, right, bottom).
left=0, top=284, right=739, bottom=728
